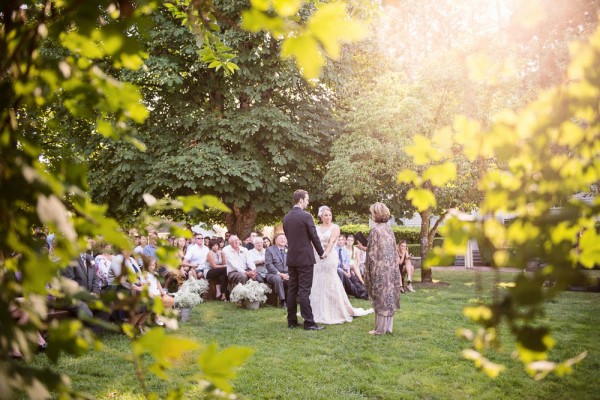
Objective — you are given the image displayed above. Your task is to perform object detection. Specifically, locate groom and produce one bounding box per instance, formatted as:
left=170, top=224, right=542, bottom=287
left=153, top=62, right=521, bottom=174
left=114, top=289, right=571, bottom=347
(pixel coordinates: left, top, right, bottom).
left=282, top=189, right=325, bottom=330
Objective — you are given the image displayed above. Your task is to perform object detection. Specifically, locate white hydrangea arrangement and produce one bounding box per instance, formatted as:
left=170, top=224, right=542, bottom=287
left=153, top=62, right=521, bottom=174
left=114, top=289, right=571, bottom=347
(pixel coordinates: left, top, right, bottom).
left=229, top=280, right=272, bottom=303
left=174, top=277, right=209, bottom=308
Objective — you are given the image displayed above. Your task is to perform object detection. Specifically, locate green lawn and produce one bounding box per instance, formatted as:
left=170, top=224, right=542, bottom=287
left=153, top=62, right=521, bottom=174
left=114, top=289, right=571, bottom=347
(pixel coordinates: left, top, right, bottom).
left=27, top=270, right=600, bottom=399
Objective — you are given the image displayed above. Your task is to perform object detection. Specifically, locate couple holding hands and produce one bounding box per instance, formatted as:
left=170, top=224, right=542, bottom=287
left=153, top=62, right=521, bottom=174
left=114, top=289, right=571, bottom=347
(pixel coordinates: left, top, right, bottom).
left=284, top=189, right=401, bottom=335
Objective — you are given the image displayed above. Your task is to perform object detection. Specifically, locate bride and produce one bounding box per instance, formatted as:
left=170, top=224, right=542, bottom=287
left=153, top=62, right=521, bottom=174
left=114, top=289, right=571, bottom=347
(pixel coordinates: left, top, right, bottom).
left=310, top=206, right=373, bottom=324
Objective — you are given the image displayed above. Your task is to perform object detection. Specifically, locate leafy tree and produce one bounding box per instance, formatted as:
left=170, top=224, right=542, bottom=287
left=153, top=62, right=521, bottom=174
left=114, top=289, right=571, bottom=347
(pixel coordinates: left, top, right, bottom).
left=85, top=3, right=346, bottom=237
left=325, top=64, right=485, bottom=282
left=323, top=0, right=535, bottom=281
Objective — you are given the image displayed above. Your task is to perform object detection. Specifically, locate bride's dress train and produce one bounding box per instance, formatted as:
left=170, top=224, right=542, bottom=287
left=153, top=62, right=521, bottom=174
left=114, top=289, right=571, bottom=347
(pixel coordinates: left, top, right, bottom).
left=310, top=225, right=373, bottom=324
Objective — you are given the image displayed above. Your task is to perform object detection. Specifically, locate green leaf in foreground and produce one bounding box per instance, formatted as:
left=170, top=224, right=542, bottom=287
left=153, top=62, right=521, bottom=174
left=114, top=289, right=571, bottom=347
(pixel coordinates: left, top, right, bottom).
left=197, top=342, right=254, bottom=393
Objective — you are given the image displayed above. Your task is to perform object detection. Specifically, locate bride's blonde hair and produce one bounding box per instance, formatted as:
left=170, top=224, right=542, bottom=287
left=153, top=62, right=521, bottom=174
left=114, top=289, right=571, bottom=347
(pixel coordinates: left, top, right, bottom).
left=317, top=205, right=331, bottom=221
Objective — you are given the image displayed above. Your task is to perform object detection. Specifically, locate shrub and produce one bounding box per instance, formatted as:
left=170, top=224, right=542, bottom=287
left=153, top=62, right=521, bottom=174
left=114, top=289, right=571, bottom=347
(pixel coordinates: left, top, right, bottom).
left=339, top=224, right=444, bottom=245
left=407, top=244, right=421, bottom=256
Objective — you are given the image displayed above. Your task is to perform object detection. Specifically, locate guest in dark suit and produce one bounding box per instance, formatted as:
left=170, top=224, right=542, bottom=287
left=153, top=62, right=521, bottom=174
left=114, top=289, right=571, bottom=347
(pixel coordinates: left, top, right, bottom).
left=282, top=190, right=325, bottom=330
left=265, top=233, right=289, bottom=308
left=61, top=252, right=108, bottom=331
left=63, top=253, right=101, bottom=295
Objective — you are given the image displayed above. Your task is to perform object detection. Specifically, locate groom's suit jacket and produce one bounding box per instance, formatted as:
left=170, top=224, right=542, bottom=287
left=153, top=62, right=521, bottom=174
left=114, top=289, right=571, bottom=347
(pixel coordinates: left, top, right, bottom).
left=282, top=206, right=324, bottom=267
left=265, top=245, right=288, bottom=276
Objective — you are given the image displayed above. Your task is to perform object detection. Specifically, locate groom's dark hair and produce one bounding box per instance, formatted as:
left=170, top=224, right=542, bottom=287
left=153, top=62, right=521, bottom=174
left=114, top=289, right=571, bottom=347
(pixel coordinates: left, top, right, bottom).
left=293, top=189, right=308, bottom=204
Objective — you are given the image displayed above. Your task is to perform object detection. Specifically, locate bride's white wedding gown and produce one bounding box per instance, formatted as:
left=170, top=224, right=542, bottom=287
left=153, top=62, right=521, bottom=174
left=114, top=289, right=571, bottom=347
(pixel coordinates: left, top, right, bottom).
left=310, top=224, right=373, bottom=324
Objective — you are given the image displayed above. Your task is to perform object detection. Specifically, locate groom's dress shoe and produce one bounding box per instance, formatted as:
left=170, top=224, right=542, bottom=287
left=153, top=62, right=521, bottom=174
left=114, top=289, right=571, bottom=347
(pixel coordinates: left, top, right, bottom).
left=304, top=325, right=324, bottom=331
left=288, top=323, right=300, bottom=329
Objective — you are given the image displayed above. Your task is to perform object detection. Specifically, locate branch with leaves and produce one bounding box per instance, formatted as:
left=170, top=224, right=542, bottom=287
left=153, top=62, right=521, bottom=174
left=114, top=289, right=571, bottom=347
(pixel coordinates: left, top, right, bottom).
left=401, top=24, right=600, bottom=379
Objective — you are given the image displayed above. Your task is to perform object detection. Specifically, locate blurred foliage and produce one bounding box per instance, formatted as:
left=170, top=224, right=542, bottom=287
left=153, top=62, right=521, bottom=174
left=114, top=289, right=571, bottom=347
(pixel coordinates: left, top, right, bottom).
left=241, top=0, right=371, bottom=80
left=403, top=14, right=600, bottom=378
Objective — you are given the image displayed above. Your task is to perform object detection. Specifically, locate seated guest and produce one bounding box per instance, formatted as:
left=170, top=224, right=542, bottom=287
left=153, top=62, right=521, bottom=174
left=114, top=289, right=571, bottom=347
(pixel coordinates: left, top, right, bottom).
left=181, top=233, right=208, bottom=278
left=178, top=237, right=198, bottom=282
left=143, top=232, right=159, bottom=261
left=175, top=237, right=187, bottom=261
left=94, top=241, right=113, bottom=291
left=63, top=251, right=101, bottom=295
left=334, top=235, right=351, bottom=282
left=334, top=236, right=368, bottom=300
left=223, top=235, right=260, bottom=287
left=345, top=234, right=366, bottom=285
left=6, top=267, right=48, bottom=358
left=397, top=240, right=416, bottom=293
left=86, top=237, right=98, bottom=257
left=265, top=233, right=289, bottom=308
left=244, top=231, right=259, bottom=250
left=108, top=247, right=145, bottom=324
left=8, top=297, right=48, bottom=359
left=133, top=235, right=147, bottom=264
left=247, top=237, right=267, bottom=282
left=131, top=230, right=140, bottom=247
left=61, top=251, right=109, bottom=330
left=263, top=236, right=272, bottom=249
left=141, top=258, right=174, bottom=327
left=144, top=232, right=177, bottom=283
left=223, top=231, right=231, bottom=247
left=204, top=239, right=229, bottom=301
left=167, top=236, right=176, bottom=247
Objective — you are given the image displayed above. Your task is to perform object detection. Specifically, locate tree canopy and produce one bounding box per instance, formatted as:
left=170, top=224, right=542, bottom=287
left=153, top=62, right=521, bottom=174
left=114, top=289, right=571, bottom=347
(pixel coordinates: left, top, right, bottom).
left=82, top=3, right=343, bottom=236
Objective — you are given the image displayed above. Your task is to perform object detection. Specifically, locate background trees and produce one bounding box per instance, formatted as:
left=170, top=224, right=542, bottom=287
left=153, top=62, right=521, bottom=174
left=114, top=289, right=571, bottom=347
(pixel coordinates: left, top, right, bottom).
left=324, top=69, right=483, bottom=283
left=80, top=4, right=342, bottom=237
left=324, top=0, right=521, bottom=281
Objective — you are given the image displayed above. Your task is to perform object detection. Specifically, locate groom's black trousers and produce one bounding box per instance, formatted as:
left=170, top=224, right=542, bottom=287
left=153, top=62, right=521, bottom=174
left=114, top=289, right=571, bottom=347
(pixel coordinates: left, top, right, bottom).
left=287, top=265, right=315, bottom=328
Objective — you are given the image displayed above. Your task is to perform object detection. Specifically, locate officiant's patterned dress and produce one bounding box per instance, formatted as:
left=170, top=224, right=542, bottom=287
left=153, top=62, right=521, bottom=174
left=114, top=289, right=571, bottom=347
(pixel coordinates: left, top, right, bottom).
left=365, top=222, right=402, bottom=334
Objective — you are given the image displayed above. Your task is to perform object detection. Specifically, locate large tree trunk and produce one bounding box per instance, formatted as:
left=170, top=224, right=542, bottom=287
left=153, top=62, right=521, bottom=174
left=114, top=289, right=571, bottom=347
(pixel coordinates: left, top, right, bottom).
left=419, top=209, right=433, bottom=283
left=225, top=204, right=257, bottom=240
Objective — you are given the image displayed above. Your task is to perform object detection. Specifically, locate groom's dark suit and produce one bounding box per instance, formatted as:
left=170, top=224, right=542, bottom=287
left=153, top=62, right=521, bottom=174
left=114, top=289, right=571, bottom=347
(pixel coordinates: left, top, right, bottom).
left=282, top=206, right=324, bottom=328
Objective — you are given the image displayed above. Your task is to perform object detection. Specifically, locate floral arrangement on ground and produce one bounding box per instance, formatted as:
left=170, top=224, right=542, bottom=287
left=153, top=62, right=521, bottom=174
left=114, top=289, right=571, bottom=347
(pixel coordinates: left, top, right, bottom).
left=174, top=277, right=209, bottom=308
left=229, top=280, right=272, bottom=303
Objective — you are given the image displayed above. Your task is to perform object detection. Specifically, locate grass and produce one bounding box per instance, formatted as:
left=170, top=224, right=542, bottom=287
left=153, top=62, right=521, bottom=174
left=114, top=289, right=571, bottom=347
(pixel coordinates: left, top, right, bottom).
left=25, top=270, right=600, bottom=400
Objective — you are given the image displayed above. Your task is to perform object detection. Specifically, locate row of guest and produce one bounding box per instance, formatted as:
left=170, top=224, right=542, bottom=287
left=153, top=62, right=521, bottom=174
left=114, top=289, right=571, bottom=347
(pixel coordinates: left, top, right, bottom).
left=95, top=229, right=376, bottom=307
left=223, top=234, right=289, bottom=307
left=165, top=231, right=369, bottom=304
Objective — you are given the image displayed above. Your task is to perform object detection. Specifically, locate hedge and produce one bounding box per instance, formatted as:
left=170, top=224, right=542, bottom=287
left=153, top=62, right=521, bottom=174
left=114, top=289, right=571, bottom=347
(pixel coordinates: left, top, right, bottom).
left=340, top=224, right=442, bottom=246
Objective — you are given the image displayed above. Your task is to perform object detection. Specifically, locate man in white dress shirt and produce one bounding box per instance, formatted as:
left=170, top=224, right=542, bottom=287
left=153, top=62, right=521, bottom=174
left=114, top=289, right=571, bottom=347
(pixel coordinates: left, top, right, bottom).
left=247, top=237, right=267, bottom=282
left=224, top=235, right=260, bottom=287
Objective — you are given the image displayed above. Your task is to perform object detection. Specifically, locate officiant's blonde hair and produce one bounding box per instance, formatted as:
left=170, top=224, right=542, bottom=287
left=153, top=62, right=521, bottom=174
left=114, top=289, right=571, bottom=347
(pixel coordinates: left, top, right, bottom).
left=370, top=202, right=390, bottom=223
